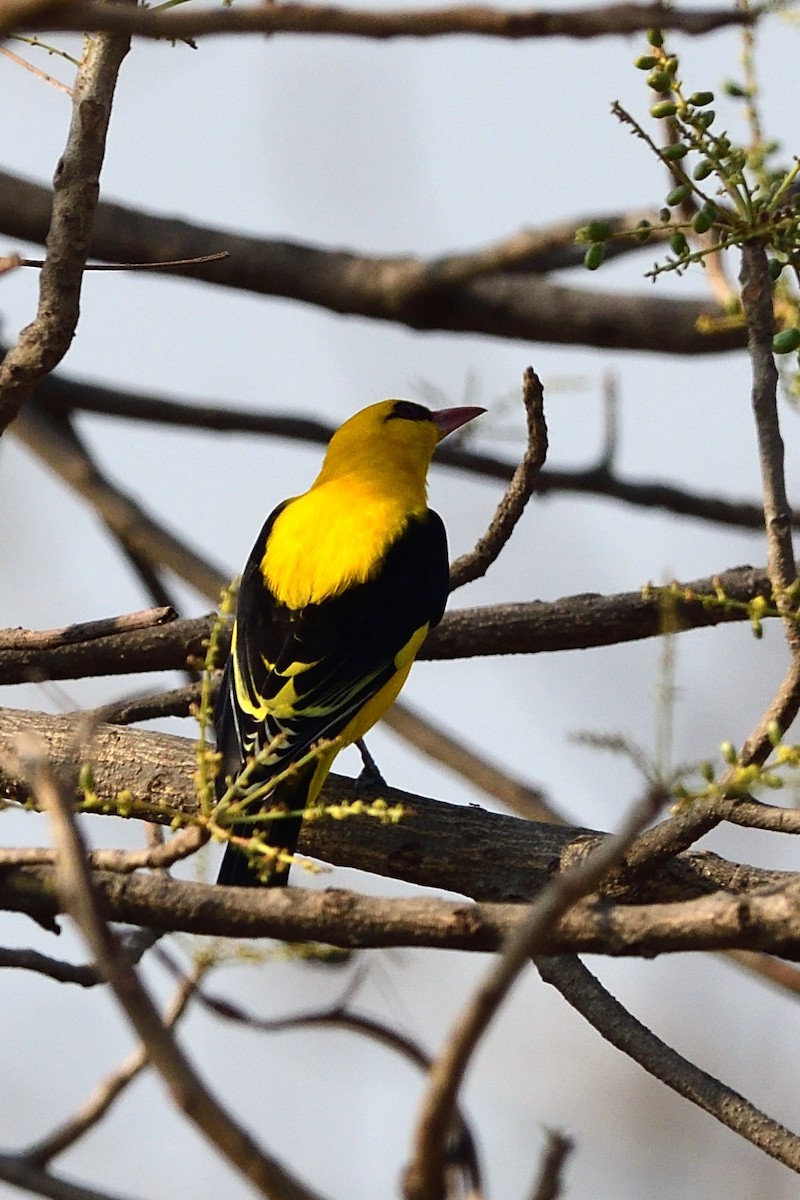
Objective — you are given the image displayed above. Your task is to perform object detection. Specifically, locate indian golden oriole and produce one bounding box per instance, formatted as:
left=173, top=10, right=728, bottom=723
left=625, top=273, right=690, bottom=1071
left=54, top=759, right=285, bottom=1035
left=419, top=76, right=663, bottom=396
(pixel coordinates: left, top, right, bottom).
left=214, top=398, right=484, bottom=887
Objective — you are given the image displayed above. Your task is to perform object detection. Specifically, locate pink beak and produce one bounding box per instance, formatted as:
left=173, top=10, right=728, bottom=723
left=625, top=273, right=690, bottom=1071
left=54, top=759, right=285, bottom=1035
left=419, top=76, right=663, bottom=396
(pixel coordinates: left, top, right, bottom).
left=431, top=406, right=486, bottom=442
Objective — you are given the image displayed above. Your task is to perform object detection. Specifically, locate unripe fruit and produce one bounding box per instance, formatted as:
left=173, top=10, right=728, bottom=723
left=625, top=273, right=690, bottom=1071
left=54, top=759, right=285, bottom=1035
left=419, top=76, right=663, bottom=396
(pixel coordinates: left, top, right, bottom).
left=650, top=100, right=678, bottom=118
left=665, top=184, right=691, bottom=206
left=772, top=327, right=800, bottom=354
left=660, top=143, right=688, bottom=161
left=584, top=243, right=605, bottom=271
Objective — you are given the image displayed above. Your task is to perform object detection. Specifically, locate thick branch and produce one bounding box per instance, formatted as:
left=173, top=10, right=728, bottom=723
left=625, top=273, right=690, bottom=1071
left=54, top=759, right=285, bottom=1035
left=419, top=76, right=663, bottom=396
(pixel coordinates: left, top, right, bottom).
left=0, top=563, right=776, bottom=684
left=8, top=2, right=756, bottom=42
left=0, top=170, right=745, bottom=355
left=0, top=707, right=793, bottom=906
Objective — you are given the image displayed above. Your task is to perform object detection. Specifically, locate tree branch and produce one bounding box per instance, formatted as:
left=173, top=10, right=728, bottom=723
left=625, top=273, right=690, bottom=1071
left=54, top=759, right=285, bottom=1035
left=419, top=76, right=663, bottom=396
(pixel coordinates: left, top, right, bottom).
left=6, top=1, right=757, bottom=42
left=0, top=563, right=781, bottom=684
left=0, top=22, right=131, bottom=433
left=537, top=955, right=800, bottom=1174
left=449, top=366, right=547, bottom=591
left=0, top=170, right=746, bottom=355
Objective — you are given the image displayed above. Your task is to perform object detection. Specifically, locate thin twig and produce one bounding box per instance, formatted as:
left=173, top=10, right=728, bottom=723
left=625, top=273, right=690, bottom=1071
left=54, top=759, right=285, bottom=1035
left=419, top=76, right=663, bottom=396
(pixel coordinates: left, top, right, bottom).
left=0, top=17, right=132, bottom=432
left=0, top=1153, right=138, bottom=1200
left=526, top=1131, right=572, bottom=1200
left=0, top=44, right=73, bottom=95
left=22, top=967, right=202, bottom=1166
left=449, top=367, right=547, bottom=591
left=11, top=400, right=227, bottom=600
left=156, top=947, right=483, bottom=1194
left=0, top=606, right=175, bottom=652
left=537, top=955, right=800, bottom=1173
left=403, top=784, right=667, bottom=1200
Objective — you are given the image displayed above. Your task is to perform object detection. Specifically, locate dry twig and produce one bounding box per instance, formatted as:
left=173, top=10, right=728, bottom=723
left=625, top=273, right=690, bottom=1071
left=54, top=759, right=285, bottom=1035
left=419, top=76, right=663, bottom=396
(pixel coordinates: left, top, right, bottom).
left=449, top=367, right=547, bottom=591
left=0, top=20, right=131, bottom=432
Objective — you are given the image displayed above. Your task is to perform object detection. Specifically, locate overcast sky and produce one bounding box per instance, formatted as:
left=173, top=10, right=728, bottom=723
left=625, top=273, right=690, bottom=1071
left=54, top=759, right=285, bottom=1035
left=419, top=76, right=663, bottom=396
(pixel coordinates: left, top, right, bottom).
left=2, top=7, right=800, bottom=1200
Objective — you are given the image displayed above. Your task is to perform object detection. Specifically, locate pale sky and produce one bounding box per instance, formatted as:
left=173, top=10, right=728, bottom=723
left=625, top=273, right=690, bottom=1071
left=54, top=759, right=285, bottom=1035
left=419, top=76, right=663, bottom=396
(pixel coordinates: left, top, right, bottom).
left=2, top=8, right=800, bottom=1199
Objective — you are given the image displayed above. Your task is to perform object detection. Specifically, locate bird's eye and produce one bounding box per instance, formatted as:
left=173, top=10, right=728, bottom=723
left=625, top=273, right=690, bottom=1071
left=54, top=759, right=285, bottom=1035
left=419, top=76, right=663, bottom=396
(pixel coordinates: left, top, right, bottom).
left=386, top=401, right=433, bottom=423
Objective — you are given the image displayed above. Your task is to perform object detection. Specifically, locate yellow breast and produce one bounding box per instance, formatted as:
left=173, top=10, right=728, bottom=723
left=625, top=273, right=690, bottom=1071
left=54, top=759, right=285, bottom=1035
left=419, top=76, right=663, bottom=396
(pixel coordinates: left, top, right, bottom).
left=261, top=477, right=421, bottom=609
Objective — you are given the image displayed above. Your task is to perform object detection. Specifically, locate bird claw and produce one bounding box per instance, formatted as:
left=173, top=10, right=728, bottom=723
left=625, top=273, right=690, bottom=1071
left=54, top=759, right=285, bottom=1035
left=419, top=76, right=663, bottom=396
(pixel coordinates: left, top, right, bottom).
left=355, top=738, right=387, bottom=791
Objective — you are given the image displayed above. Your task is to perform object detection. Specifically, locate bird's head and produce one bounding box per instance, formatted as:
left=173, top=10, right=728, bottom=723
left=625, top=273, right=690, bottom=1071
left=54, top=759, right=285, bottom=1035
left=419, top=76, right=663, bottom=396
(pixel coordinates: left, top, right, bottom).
left=316, top=399, right=485, bottom=490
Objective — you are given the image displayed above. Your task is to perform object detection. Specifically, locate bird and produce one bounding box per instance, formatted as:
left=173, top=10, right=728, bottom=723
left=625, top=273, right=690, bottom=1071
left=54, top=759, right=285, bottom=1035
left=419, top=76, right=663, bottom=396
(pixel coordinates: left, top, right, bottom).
left=214, top=397, right=485, bottom=887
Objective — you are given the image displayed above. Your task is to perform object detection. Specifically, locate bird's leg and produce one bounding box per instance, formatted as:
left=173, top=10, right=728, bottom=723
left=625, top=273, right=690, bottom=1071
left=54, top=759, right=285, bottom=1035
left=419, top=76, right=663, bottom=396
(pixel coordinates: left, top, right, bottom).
left=355, top=738, right=387, bottom=791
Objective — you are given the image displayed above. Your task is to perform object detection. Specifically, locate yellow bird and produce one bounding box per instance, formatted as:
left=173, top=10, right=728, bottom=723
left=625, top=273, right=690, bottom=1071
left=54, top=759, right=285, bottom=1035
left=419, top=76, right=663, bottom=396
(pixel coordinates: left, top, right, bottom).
left=215, top=398, right=484, bottom=886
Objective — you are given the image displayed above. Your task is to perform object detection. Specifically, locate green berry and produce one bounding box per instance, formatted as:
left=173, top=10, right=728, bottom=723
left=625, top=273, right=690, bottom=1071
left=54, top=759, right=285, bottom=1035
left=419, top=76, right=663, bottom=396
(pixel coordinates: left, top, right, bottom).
left=695, top=110, right=716, bottom=130
left=692, top=208, right=713, bottom=234
left=688, top=91, right=715, bottom=106
left=665, top=184, right=691, bottom=206
left=772, top=327, right=800, bottom=354
left=663, top=57, right=679, bottom=75
left=647, top=70, right=673, bottom=93
left=723, top=80, right=747, bottom=98
left=647, top=28, right=664, bottom=46
left=670, top=232, right=690, bottom=256
left=634, top=54, right=660, bottom=69
left=693, top=159, right=714, bottom=181
left=660, top=144, right=688, bottom=161
left=584, top=243, right=605, bottom=271
left=585, top=221, right=613, bottom=243
left=650, top=100, right=678, bottom=119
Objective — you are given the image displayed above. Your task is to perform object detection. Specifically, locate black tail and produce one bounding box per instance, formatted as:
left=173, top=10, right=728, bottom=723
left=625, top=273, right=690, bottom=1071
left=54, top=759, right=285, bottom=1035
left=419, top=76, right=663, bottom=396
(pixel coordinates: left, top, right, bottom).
left=216, top=813, right=304, bottom=887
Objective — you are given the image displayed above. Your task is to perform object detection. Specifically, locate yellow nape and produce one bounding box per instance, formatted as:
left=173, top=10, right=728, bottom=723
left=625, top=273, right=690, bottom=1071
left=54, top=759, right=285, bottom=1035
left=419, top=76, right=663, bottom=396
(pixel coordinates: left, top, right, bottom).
left=262, top=400, right=440, bottom=609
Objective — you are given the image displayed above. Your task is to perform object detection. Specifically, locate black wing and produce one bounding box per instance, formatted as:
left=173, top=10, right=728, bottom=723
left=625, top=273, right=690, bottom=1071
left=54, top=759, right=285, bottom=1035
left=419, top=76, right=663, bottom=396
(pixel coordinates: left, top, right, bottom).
left=214, top=506, right=448, bottom=798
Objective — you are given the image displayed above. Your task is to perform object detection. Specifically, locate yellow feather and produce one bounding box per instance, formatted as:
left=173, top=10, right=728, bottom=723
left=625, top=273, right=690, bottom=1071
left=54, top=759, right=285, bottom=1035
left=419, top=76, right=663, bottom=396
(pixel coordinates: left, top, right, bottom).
left=261, top=400, right=440, bottom=608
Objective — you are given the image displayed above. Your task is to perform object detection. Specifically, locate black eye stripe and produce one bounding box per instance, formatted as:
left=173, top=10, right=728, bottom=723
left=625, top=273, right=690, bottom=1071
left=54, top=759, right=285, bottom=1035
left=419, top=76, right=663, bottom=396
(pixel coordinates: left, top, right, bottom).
left=386, top=401, right=433, bottom=423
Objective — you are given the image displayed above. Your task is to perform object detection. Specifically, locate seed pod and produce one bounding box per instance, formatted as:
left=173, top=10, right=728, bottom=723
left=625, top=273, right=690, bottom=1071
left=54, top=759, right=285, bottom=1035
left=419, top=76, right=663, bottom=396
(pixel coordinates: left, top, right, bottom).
left=585, top=221, right=612, bottom=243
left=584, top=243, right=605, bottom=271
left=693, top=159, right=714, bottom=181
left=650, top=100, right=678, bottom=118
left=647, top=70, right=672, bottom=93
left=692, top=209, right=713, bottom=234
left=665, top=184, right=691, bottom=206
left=647, top=28, right=664, bottom=46
left=688, top=91, right=715, bottom=106
left=660, top=143, right=688, bottom=161
left=634, top=54, right=660, bottom=69
left=772, top=327, right=800, bottom=354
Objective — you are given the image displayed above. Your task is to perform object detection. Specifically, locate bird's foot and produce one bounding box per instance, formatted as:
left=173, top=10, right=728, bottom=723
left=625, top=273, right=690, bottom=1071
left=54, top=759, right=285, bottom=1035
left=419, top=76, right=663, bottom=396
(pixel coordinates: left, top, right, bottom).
left=355, top=738, right=387, bottom=792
